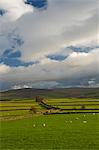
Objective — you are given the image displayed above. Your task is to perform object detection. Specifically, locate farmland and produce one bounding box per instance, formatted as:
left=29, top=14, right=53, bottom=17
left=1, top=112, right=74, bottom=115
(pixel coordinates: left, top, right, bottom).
left=0, top=88, right=99, bottom=149
left=0, top=97, right=99, bottom=120
left=0, top=114, right=99, bottom=149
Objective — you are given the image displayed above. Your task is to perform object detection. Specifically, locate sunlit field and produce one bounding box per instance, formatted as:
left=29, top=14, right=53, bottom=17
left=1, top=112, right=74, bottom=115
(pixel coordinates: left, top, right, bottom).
left=0, top=97, right=99, bottom=149
left=0, top=98, right=99, bottom=120
left=0, top=113, right=99, bottom=149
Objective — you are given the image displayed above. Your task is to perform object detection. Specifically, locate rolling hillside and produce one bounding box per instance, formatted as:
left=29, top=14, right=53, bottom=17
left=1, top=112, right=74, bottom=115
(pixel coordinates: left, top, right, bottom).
left=0, top=88, right=99, bottom=100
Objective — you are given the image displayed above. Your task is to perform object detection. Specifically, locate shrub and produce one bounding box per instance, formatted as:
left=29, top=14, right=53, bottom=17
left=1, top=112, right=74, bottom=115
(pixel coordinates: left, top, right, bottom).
left=30, top=106, right=37, bottom=114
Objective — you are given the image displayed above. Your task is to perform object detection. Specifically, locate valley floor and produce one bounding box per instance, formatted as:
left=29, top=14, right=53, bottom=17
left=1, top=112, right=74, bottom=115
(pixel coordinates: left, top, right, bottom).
left=0, top=114, right=99, bottom=149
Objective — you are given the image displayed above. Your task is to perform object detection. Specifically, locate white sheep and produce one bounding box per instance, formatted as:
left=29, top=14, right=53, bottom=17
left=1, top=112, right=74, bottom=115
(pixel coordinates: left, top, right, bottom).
left=43, top=123, right=46, bottom=127
left=83, top=120, right=87, bottom=123
left=33, top=124, right=36, bottom=127
left=76, top=117, right=79, bottom=120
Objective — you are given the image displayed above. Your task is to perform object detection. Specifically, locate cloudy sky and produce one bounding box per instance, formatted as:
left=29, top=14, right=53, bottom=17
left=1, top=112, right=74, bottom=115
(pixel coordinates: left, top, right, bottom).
left=0, top=0, right=99, bottom=90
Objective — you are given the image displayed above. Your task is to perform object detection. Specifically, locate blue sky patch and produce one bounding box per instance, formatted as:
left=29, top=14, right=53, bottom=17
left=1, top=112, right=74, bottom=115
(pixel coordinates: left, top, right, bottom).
left=0, top=49, right=35, bottom=67
left=47, top=54, right=67, bottom=61
left=2, top=49, right=21, bottom=59
left=68, top=46, right=99, bottom=53
left=0, top=58, right=33, bottom=67
left=0, top=9, right=7, bottom=16
left=24, top=0, right=47, bottom=9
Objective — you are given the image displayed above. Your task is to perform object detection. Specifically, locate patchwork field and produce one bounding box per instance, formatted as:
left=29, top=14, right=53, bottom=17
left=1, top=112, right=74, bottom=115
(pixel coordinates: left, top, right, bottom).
left=0, top=99, right=42, bottom=120
left=0, top=88, right=99, bottom=149
left=0, top=98, right=99, bottom=120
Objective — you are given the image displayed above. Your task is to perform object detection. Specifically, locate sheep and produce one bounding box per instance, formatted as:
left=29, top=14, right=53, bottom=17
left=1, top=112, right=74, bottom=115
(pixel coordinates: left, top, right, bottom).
left=42, top=123, right=46, bottom=127
left=93, top=113, right=95, bottom=115
left=83, top=120, right=87, bottom=123
left=76, top=117, right=79, bottom=120
left=33, top=124, right=36, bottom=127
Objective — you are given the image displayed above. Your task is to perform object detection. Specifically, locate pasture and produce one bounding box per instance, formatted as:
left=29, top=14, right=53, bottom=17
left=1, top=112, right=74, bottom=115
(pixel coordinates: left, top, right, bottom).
left=0, top=95, right=99, bottom=149
left=0, top=98, right=99, bottom=120
left=0, top=114, right=99, bottom=149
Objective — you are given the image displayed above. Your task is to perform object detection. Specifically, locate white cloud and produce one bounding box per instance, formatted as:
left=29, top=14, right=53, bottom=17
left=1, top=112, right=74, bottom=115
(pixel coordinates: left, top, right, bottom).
left=0, top=0, right=33, bottom=56
left=0, top=0, right=33, bottom=21
left=14, top=0, right=99, bottom=62
left=0, top=0, right=98, bottom=61
left=12, top=84, right=32, bottom=90
left=12, top=81, right=59, bottom=89
left=0, top=64, right=10, bottom=74
left=0, top=48, right=99, bottom=86
left=0, top=0, right=99, bottom=89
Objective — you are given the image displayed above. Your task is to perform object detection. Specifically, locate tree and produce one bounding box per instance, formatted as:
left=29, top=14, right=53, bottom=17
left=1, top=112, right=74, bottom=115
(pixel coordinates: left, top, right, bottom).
left=30, top=106, right=37, bottom=114
left=36, top=96, right=44, bottom=103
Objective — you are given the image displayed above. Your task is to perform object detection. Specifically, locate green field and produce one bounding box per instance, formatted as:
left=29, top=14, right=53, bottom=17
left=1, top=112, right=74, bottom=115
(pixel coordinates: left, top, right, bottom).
left=0, top=114, right=99, bottom=149
left=0, top=98, right=99, bottom=120
left=0, top=99, right=42, bottom=119
left=0, top=97, right=99, bottom=120
left=0, top=88, right=99, bottom=149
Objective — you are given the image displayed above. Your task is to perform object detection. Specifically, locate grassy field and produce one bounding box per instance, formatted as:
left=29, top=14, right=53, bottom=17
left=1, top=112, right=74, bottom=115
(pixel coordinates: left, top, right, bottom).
left=0, top=98, right=99, bottom=120
left=0, top=89, right=99, bottom=149
left=0, top=114, right=99, bottom=149
left=0, top=99, right=42, bottom=119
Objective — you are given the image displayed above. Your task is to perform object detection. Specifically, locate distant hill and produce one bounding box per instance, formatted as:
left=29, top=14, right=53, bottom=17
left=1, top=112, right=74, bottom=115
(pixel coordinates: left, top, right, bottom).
left=0, top=88, right=99, bottom=100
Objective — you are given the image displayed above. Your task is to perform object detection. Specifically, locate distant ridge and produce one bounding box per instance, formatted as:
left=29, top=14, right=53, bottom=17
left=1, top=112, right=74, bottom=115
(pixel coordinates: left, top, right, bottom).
left=0, top=88, right=99, bottom=100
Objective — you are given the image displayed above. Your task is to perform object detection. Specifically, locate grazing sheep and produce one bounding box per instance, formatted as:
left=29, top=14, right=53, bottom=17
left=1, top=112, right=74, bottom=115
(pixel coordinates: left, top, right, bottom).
left=43, top=123, right=46, bottom=127
left=76, top=117, right=79, bottom=120
left=93, top=113, right=95, bottom=115
left=33, top=124, right=36, bottom=127
left=83, top=120, right=87, bottom=123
